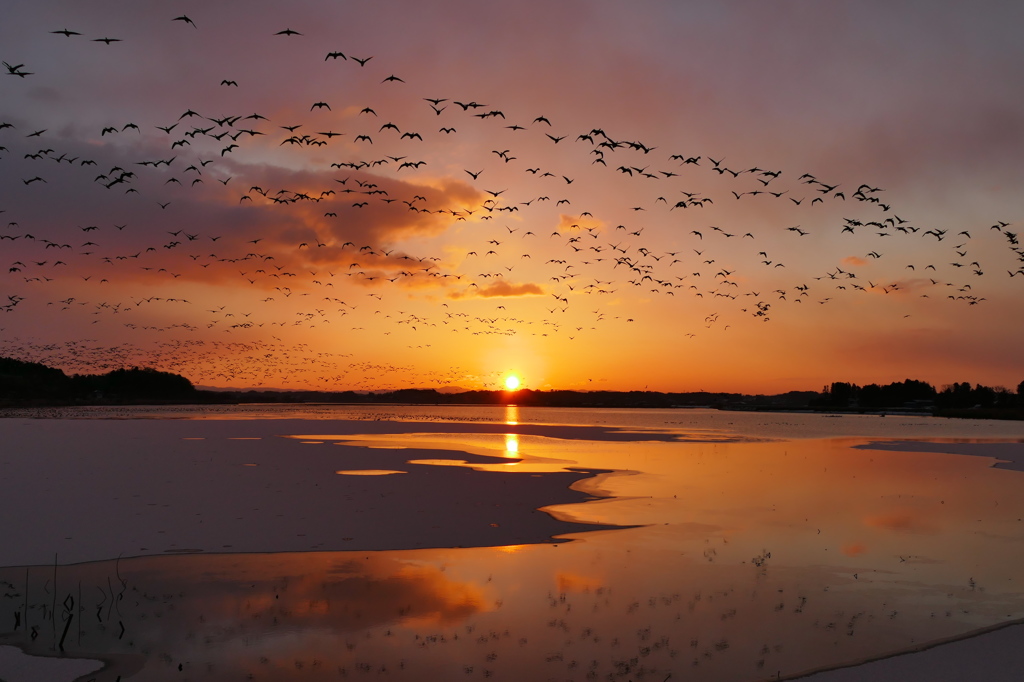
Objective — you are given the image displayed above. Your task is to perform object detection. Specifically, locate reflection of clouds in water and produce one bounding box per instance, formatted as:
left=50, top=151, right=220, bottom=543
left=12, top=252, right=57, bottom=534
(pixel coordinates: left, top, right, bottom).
left=556, top=571, right=604, bottom=593
left=864, top=510, right=938, bottom=533
left=162, top=553, right=485, bottom=631
left=335, top=469, right=407, bottom=476
left=6, top=539, right=1016, bottom=682
left=0, top=552, right=491, bottom=681
left=496, top=544, right=526, bottom=554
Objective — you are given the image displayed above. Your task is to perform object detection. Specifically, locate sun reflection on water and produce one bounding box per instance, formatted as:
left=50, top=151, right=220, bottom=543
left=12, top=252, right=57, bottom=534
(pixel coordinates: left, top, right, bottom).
left=504, top=433, right=519, bottom=456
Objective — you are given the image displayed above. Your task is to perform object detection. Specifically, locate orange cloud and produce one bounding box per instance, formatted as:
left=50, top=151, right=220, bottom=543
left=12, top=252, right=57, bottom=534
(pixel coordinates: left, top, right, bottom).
left=841, top=541, right=867, bottom=557
left=230, top=166, right=485, bottom=247
left=885, top=277, right=939, bottom=296
left=841, top=256, right=867, bottom=267
left=448, top=280, right=544, bottom=299
left=556, top=212, right=604, bottom=233
left=32, top=156, right=487, bottom=290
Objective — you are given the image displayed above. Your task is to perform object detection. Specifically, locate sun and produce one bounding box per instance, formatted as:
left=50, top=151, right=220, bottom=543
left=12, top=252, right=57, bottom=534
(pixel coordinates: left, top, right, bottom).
left=504, top=375, right=521, bottom=390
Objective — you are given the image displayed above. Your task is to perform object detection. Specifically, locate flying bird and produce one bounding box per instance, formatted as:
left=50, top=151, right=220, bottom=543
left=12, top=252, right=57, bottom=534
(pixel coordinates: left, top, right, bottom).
left=3, top=62, right=33, bottom=77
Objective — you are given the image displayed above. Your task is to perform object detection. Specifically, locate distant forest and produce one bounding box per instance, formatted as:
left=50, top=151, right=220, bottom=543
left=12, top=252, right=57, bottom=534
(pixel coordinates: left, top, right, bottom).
left=0, top=357, right=196, bottom=404
left=813, top=378, right=1023, bottom=411
left=1, top=357, right=1021, bottom=419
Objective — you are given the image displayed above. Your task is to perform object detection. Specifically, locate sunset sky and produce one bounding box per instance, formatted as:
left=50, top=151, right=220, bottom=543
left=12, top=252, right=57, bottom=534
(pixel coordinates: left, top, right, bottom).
left=2, top=0, right=1022, bottom=392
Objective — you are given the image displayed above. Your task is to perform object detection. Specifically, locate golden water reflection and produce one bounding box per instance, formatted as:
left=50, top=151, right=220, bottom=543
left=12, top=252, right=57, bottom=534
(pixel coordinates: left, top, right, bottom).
left=3, top=435, right=1024, bottom=681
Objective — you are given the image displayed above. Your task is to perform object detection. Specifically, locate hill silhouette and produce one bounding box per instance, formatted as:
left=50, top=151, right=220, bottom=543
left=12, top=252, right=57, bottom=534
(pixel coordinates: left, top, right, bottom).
left=0, top=357, right=196, bottom=405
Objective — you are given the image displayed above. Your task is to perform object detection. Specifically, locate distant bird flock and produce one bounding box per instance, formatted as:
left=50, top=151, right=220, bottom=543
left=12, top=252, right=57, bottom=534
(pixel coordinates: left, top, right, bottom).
left=1, top=12, right=1021, bottom=389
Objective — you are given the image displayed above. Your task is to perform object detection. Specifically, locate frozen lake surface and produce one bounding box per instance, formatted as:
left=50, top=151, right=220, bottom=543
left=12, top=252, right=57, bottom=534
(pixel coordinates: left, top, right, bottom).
left=1, top=405, right=1022, bottom=681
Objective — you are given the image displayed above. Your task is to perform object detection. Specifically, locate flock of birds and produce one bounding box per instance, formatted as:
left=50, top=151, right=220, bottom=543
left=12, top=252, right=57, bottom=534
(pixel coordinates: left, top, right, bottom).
left=2, top=13, right=1021, bottom=388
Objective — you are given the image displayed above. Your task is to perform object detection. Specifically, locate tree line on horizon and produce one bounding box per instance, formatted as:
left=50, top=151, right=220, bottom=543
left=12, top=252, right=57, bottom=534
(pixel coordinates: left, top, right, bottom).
left=1, top=357, right=1022, bottom=414
left=0, top=356, right=196, bottom=405
left=813, top=378, right=1024, bottom=410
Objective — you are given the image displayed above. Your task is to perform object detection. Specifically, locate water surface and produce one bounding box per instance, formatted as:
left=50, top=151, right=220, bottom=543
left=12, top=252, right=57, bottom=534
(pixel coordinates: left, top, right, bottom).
left=1, top=406, right=1023, bottom=680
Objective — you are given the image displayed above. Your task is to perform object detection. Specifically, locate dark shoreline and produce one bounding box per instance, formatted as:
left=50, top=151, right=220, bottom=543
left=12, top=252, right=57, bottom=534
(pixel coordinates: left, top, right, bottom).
left=2, top=398, right=1022, bottom=422
left=2, top=356, right=1022, bottom=419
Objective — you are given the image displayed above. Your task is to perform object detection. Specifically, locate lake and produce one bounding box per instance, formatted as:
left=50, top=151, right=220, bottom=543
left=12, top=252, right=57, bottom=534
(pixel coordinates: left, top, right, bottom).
left=1, top=405, right=1023, bottom=681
